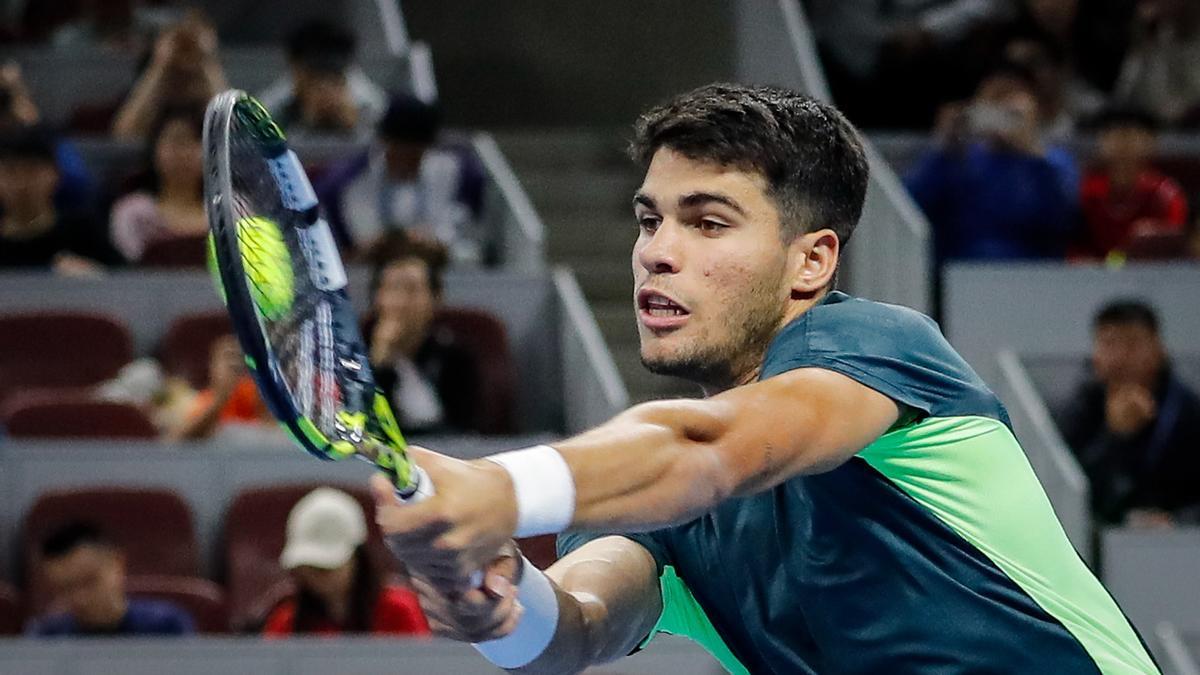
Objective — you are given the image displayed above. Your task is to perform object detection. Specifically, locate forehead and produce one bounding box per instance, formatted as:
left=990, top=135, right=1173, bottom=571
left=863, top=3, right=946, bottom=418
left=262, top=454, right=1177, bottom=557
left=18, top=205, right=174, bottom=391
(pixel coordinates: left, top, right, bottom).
left=381, top=258, right=429, bottom=282
left=45, top=546, right=109, bottom=573
left=639, top=147, right=771, bottom=209
left=1095, top=322, right=1155, bottom=342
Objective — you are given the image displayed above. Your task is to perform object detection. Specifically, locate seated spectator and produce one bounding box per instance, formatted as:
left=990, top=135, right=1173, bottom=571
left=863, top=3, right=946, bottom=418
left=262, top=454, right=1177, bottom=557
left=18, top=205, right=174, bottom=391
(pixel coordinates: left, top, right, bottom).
left=257, top=20, right=386, bottom=139
left=109, top=105, right=207, bottom=262
left=365, top=236, right=482, bottom=433
left=165, top=335, right=271, bottom=442
left=1, top=60, right=96, bottom=212
left=263, top=487, right=429, bottom=636
left=1002, top=35, right=1105, bottom=141
left=1056, top=301, right=1200, bottom=527
left=27, top=521, right=194, bottom=636
left=0, top=126, right=120, bottom=273
left=111, top=12, right=226, bottom=141
left=1076, top=108, right=1190, bottom=260
left=318, top=94, right=484, bottom=261
left=906, top=64, right=1078, bottom=265
left=1112, top=0, right=1200, bottom=128
left=806, top=0, right=1014, bottom=128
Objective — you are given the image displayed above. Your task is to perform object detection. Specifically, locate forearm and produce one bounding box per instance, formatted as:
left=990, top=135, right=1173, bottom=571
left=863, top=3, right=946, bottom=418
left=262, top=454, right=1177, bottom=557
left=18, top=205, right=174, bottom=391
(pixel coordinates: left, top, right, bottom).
left=510, top=538, right=661, bottom=674
left=112, top=66, right=168, bottom=140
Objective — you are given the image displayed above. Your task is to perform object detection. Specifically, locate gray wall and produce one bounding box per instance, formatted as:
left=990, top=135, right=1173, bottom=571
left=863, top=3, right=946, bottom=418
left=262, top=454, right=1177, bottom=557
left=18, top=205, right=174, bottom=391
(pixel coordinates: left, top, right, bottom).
left=399, top=0, right=736, bottom=128
left=944, top=263, right=1200, bottom=388
left=0, top=635, right=723, bottom=674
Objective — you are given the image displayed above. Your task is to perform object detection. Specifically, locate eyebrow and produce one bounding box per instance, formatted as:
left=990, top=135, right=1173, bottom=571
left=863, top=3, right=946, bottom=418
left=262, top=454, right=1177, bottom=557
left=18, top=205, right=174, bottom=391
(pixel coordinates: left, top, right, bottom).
left=632, top=191, right=748, bottom=216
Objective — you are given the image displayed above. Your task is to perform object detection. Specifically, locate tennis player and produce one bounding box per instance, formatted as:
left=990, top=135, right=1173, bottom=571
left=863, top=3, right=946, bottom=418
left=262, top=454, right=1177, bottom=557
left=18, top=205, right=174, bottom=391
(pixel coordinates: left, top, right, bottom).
left=372, top=84, right=1161, bottom=674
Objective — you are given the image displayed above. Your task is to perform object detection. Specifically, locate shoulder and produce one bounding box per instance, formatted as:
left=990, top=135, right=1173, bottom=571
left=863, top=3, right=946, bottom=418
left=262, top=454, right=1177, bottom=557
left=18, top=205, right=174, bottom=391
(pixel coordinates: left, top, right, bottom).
left=375, top=585, right=431, bottom=635
left=262, top=599, right=297, bottom=635
left=763, top=292, right=1006, bottom=422
left=26, top=612, right=75, bottom=636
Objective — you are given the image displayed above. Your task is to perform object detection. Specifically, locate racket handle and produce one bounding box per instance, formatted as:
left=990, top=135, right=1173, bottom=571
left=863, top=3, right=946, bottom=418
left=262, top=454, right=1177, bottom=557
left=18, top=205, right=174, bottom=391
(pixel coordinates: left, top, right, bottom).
left=393, top=466, right=485, bottom=589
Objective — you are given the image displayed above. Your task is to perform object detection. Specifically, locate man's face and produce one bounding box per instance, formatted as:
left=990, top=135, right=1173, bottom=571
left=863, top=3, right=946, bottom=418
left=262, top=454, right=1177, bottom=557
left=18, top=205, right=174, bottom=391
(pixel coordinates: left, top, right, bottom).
left=374, top=258, right=437, bottom=335
left=1093, top=322, right=1164, bottom=388
left=632, top=148, right=793, bottom=388
left=41, top=546, right=127, bottom=629
left=0, top=157, right=58, bottom=208
left=1098, top=125, right=1155, bottom=170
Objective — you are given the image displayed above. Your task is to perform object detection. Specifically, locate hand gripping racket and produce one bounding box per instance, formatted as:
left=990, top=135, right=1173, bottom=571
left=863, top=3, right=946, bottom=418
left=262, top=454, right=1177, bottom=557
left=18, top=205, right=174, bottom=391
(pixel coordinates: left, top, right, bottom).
left=202, top=89, right=433, bottom=500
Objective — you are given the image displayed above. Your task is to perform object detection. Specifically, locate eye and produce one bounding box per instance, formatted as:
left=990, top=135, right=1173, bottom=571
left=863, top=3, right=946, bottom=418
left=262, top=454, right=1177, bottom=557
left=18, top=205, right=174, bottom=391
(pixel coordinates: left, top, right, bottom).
left=638, top=215, right=661, bottom=232
left=698, top=218, right=728, bottom=234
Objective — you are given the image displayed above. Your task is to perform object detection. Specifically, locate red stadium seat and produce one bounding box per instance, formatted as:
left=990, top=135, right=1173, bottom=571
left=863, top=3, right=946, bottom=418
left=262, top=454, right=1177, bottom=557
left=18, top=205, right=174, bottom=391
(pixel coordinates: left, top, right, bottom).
left=139, top=234, right=209, bottom=268
left=516, top=535, right=559, bottom=571
left=431, top=307, right=517, bottom=434
left=0, top=581, right=22, bottom=635
left=22, top=488, right=200, bottom=613
left=158, top=311, right=234, bottom=389
left=222, top=483, right=400, bottom=631
left=126, top=575, right=229, bottom=634
left=1, top=390, right=158, bottom=439
left=0, top=312, right=133, bottom=409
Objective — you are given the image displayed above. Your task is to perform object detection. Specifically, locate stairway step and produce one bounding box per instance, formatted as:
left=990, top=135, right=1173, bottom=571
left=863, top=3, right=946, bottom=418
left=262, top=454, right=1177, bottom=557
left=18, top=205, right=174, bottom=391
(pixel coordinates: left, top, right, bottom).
left=494, top=129, right=629, bottom=171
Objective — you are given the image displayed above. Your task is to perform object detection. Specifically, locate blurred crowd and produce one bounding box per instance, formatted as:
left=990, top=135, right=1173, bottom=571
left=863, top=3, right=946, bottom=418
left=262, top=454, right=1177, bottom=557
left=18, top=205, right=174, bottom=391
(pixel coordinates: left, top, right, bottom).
left=809, top=0, right=1200, bottom=267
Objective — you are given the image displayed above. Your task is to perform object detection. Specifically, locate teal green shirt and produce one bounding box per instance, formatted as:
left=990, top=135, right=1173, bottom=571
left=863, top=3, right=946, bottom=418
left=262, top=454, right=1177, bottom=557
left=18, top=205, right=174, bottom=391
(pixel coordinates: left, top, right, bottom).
left=561, top=292, right=1159, bottom=674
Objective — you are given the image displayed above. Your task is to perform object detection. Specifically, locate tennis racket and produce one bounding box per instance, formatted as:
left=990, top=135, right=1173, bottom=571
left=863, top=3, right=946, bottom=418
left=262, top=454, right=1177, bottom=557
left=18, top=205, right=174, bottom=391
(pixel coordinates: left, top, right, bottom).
left=202, top=89, right=431, bottom=500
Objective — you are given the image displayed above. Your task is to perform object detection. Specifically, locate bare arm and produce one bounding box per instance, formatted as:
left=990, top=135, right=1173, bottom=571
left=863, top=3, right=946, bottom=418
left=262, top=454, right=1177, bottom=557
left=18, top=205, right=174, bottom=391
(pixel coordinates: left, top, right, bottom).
left=511, top=536, right=662, bottom=674
left=556, top=367, right=899, bottom=532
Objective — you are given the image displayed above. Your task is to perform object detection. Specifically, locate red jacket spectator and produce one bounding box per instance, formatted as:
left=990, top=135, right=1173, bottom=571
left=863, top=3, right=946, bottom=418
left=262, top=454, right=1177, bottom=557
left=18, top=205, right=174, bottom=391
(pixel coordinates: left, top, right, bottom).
left=263, top=584, right=429, bottom=637
left=1079, top=168, right=1188, bottom=257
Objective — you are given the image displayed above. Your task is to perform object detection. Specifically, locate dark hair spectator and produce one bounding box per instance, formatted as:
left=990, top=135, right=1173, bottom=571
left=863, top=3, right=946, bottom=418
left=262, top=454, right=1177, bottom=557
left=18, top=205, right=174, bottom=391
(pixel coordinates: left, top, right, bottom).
left=256, top=20, right=386, bottom=138
left=0, top=125, right=120, bottom=273
left=1075, top=106, right=1191, bottom=260
left=262, top=488, right=429, bottom=636
left=109, top=104, right=207, bottom=262
left=905, top=64, right=1079, bottom=266
left=363, top=233, right=486, bottom=434
left=26, top=521, right=195, bottom=636
left=1055, top=300, right=1200, bottom=527
left=316, top=94, right=485, bottom=261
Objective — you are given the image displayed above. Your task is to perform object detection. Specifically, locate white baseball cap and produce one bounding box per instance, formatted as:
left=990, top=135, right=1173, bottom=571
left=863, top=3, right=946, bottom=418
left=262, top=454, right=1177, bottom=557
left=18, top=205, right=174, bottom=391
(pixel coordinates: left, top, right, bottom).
left=279, top=487, right=368, bottom=570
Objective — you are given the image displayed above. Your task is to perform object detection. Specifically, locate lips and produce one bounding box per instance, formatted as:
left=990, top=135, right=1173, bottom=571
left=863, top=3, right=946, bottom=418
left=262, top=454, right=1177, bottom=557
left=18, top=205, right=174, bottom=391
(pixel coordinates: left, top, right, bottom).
left=637, top=289, right=690, bottom=330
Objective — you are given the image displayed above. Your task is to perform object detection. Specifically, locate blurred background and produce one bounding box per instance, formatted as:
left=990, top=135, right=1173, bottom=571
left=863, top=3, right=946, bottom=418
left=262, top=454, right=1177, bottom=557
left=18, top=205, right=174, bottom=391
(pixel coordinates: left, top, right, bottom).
left=1, top=1, right=1197, bottom=673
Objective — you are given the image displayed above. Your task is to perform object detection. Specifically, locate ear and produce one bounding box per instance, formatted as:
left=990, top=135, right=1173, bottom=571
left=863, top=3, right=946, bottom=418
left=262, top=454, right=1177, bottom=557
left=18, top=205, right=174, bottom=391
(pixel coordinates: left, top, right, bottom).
left=786, top=229, right=840, bottom=299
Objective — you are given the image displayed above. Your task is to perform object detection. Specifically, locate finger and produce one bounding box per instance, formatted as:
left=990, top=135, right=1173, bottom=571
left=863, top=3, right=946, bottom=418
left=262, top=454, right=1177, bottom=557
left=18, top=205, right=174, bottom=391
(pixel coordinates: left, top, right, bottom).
left=370, top=472, right=399, bottom=506
left=483, top=570, right=514, bottom=600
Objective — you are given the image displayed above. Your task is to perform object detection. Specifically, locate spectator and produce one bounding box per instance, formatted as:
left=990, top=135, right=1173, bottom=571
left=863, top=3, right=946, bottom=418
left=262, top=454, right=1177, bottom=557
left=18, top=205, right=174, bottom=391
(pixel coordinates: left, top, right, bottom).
left=0, top=126, right=120, bottom=273
left=164, top=335, right=271, bottom=442
left=317, top=94, right=484, bottom=261
left=1002, top=35, right=1104, bottom=140
left=263, top=487, right=429, bottom=636
left=109, top=105, right=207, bottom=262
left=257, top=20, right=386, bottom=139
left=1, top=61, right=96, bottom=214
left=111, top=12, right=226, bottom=141
left=906, top=64, right=1079, bottom=264
left=1077, top=107, right=1190, bottom=260
left=26, top=521, right=195, bottom=636
left=1112, top=0, right=1200, bottom=128
left=1056, top=301, right=1200, bottom=527
left=365, top=235, right=483, bottom=434
left=806, top=0, right=1014, bottom=128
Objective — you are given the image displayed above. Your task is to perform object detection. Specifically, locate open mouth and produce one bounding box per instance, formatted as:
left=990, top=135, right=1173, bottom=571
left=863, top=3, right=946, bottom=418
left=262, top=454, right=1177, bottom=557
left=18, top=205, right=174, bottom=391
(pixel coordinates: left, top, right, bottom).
left=637, top=289, right=690, bottom=327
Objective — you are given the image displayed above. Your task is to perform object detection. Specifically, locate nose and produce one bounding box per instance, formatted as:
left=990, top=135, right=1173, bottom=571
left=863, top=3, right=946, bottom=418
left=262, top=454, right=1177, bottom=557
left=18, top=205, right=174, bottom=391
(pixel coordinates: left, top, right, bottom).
left=636, top=220, right=682, bottom=275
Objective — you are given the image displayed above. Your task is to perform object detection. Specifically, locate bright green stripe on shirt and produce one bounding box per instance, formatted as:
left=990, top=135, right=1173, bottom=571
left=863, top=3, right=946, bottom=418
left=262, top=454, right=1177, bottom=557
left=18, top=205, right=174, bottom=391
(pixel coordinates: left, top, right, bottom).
left=859, top=415, right=1159, bottom=675
left=648, top=566, right=749, bottom=675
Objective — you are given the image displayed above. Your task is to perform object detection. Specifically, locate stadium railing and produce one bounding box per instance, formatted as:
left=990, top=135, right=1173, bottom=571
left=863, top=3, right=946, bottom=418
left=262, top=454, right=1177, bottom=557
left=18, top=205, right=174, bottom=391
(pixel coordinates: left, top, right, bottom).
left=994, top=350, right=1091, bottom=559
left=0, top=635, right=721, bottom=674
left=1155, top=621, right=1200, bottom=675
left=730, top=0, right=934, bottom=315
left=471, top=133, right=549, bottom=273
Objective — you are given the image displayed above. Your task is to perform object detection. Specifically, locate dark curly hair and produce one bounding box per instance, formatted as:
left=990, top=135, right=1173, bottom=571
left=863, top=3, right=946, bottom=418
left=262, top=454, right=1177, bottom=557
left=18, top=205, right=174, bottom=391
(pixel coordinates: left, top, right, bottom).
left=629, top=83, right=869, bottom=244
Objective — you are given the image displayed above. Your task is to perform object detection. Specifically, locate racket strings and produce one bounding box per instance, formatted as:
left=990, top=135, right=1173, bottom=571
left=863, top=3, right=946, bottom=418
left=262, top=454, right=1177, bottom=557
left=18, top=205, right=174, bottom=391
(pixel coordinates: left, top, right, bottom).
left=226, top=124, right=349, bottom=439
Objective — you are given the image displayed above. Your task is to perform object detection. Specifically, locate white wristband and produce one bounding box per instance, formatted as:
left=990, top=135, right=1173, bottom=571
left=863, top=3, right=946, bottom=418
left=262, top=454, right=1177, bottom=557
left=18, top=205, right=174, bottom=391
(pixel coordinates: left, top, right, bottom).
left=486, top=444, right=576, bottom=537
left=473, top=555, right=560, bottom=668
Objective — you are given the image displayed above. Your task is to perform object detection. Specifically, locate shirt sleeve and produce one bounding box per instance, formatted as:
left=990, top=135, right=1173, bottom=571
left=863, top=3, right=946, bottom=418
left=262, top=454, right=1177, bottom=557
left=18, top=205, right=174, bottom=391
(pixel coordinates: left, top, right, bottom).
left=556, top=531, right=672, bottom=577
left=761, top=295, right=1007, bottom=424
